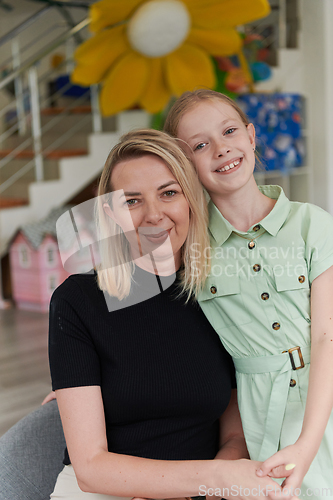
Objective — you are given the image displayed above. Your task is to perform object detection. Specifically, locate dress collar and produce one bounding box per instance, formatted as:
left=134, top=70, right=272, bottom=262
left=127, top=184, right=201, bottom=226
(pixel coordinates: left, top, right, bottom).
left=209, top=185, right=291, bottom=246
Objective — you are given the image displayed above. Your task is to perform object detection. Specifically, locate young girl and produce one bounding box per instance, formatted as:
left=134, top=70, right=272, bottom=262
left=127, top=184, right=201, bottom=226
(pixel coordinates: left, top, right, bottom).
left=164, top=89, right=333, bottom=499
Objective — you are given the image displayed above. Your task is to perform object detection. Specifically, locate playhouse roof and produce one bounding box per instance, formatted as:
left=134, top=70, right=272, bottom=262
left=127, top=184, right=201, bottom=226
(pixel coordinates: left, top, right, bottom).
left=10, top=206, right=72, bottom=250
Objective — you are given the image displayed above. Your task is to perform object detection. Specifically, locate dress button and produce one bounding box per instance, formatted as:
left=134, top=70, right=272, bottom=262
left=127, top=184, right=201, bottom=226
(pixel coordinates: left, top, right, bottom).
left=248, top=241, right=255, bottom=249
left=261, top=292, right=269, bottom=300
left=272, top=322, right=281, bottom=330
left=290, top=379, right=297, bottom=387
left=253, top=264, right=261, bottom=272
left=210, top=286, right=217, bottom=295
left=253, top=224, right=261, bottom=232
left=298, top=275, right=305, bottom=283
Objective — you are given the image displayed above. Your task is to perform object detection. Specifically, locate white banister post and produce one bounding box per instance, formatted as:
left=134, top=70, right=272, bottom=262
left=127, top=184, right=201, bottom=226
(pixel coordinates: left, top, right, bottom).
left=28, top=66, right=44, bottom=182
left=65, top=36, right=76, bottom=74
left=12, top=38, right=27, bottom=136
left=90, top=84, right=103, bottom=133
left=278, top=0, right=287, bottom=49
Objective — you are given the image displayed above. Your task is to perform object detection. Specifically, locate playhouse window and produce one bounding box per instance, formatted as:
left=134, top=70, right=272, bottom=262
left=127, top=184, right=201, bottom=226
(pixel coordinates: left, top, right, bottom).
left=49, top=275, right=57, bottom=291
left=19, top=244, right=31, bottom=268
left=47, top=248, right=55, bottom=263
left=46, top=245, right=57, bottom=267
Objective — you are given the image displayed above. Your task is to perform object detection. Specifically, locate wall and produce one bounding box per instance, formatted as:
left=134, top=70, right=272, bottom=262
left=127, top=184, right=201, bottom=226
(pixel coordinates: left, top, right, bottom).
left=301, top=0, right=331, bottom=213
left=255, top=0, right=333, bottom=214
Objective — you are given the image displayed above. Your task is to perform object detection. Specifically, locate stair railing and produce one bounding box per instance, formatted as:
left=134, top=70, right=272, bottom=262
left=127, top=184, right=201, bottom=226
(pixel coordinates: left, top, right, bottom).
left=0, top=14, right=105, bottom=196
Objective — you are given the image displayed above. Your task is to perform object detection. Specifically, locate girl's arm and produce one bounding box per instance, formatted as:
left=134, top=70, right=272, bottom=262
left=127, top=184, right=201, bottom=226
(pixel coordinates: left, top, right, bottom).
left=257, top=265, right=333, bottom=488
left=56, top=385, right=292, bottom=500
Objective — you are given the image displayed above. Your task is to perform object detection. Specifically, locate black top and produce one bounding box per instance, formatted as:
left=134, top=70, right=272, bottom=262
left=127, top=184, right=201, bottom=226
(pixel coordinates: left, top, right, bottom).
left=49, top=267, right=236, bottom=465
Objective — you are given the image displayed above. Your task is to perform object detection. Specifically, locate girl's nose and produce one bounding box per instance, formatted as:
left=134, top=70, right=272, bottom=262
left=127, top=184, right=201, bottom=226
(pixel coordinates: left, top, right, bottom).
left=215, top=140, right=231, bottom=157
left=218, top=149, right=230, bottom=157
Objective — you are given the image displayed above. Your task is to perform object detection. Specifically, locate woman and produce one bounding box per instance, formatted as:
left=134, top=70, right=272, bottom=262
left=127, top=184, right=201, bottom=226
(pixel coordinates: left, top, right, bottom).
left=48, top=129, right=287, bottom=499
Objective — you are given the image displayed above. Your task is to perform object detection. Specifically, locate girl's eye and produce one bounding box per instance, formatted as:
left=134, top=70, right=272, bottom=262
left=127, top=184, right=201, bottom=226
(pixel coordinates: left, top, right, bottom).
left=225, top=128, right=236, bottom=135
left=194, top=142, right=207, bottom=151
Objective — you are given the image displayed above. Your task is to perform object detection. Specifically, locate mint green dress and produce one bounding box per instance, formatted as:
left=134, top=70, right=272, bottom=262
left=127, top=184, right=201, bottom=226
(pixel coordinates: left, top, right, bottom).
left=198, top=186, right=333, bottom=499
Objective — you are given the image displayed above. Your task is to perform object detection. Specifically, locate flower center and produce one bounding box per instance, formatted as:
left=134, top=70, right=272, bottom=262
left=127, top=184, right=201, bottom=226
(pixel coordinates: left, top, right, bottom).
left=127, top=0, right=190, bottom=57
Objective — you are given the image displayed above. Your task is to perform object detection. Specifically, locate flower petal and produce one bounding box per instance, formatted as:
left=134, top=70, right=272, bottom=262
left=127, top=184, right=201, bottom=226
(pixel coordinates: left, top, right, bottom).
left=165, top=43, right=216, bottom=96
left=190, top=0, right=270, bottom=29
left=139, top=58, right=171, bottom=113
left=182, top=0, right=223, bottom=8
left=72, top=27, right=128, bottom=85
left=75, top=25, right=128, bottom=63
left=100, top=51, right=149, bottom=115
left=71, top=62, right=103, bottom=85
left=187, top=27, right=242, bottom=56
left=90, top=0, right=143, bottom=32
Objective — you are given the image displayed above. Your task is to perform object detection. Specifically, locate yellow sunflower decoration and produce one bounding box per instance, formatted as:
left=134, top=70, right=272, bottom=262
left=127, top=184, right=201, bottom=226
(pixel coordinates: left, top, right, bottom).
left=72, top=0, right=270, bottom=115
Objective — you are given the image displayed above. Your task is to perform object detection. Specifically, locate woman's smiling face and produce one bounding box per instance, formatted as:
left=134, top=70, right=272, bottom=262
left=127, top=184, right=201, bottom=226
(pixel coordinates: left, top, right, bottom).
left=108, top=154, right=190, bottom=269
left=177, top=100, right=256, bottom=199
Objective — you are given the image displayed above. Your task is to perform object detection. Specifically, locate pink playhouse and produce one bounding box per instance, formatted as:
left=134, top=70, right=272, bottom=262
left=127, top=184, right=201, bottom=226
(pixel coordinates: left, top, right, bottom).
left=8, top=206, right=95, bottom=312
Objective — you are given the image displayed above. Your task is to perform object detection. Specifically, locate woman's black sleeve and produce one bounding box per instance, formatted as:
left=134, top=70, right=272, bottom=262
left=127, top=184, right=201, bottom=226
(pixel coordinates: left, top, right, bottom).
left=48, top=279, right=101, bottom=391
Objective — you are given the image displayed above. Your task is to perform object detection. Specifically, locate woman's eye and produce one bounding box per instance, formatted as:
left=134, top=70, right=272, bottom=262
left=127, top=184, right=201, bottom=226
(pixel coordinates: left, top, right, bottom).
left=225, top=128, right=236, bottom=135
left=163, top=190, right=177, bottom=197
left=125, top=198, right=138, bottom=206
left=194, top=142, right=207, bottom=151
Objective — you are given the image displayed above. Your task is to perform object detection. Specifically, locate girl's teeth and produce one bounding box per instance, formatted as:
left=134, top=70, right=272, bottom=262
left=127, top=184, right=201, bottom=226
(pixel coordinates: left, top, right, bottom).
left=216, top=160, right=240, bottom=172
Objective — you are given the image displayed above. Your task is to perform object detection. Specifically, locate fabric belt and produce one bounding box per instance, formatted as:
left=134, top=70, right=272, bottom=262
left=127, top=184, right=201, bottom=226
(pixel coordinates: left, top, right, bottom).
left=233, top=345, right=311, bottom=461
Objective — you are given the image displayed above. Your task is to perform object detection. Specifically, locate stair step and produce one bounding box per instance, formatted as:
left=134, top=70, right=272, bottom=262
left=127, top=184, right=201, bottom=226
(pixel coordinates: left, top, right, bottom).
left=0, top=149, right=88, bottom=159
left=0, top=197, right=29, bottom=209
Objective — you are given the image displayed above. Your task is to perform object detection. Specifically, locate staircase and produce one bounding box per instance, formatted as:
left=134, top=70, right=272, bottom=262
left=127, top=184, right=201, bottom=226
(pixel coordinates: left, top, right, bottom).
left=0, top=108, right=151, bottom=251
left=0, top=104, right=114, bottom=205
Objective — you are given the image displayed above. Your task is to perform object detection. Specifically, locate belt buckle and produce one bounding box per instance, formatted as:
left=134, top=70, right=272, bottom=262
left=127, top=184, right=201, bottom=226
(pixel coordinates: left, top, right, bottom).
left=282, top=346, right=305, bottom=370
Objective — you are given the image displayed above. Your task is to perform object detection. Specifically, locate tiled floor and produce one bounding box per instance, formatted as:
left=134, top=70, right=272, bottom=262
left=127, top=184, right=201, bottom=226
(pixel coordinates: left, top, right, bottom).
left=0, top=307, right=52, bottom=437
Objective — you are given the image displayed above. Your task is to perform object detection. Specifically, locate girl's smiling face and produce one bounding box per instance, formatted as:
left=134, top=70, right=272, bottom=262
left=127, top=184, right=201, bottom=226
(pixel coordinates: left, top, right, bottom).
left=177, top=100, right=256, bottom=199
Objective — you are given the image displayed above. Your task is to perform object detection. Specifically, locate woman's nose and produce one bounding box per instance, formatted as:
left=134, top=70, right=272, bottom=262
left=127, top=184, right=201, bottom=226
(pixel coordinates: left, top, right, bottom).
left=144, top=201, right=163, bottom=224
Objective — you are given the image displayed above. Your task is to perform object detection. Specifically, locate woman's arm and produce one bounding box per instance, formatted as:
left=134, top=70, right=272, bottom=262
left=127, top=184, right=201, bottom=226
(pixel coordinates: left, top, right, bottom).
left=56, top=385, right=292, bottom=500
left=215, top=389, right=249, bottom=461
left=257, top=265, right=333, bottom=488
left=205, top=389, right=248, bottom=500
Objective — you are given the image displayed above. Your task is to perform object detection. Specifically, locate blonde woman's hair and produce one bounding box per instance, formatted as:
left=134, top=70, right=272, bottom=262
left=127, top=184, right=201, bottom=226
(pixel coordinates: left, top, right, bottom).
left=96, top=129, right=210, bottom=301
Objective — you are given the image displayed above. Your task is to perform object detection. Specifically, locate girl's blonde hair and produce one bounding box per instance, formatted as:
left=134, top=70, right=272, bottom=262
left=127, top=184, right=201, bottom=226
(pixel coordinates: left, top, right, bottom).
left=96, top=129, right=210, bottom=300
left=164, top=88, right=250, bottom=137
